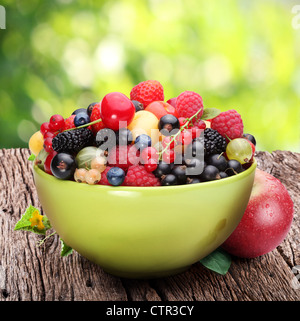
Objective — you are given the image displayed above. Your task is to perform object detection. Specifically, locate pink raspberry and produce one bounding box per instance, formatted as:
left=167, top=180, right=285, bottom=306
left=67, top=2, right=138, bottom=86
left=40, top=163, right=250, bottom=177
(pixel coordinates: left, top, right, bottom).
left=175, top=91, right=204, bottom=119
left=124, top=165, right=161, bottom=187
left=210, top=109, right=244, bottom=140
left=107, top=145, right=140, bottom=170
left=98, top=166, right=112, bottom=185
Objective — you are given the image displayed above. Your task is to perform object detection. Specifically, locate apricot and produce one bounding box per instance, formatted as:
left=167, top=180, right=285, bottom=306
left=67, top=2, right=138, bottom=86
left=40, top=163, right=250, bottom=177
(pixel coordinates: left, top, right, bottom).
left=127, top=111, right=160, bottom=146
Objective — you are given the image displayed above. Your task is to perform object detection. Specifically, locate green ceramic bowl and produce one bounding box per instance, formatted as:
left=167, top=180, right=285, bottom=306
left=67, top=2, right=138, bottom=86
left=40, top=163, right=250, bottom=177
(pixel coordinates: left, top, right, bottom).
left=33, top=159, right=257, bottom=279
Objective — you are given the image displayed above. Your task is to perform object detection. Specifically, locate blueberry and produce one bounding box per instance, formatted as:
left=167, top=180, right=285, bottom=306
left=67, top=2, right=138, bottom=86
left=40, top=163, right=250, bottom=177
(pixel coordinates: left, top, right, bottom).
left=74, top=112, right=90, bottom=127
left=131, top=100, right=144, bottom=112
left=135, top=134, right=151, bottom=151
left=87, top=102, right=98, bottom=116
left=158, top=115, right=180, bottom=136
left=107, top=167, right=125, bottom=186
left=72, top=108, right=88, bottom=115
left=50, top=153, right=77, bottom=180
left=243, top=133, right=256, bottom=146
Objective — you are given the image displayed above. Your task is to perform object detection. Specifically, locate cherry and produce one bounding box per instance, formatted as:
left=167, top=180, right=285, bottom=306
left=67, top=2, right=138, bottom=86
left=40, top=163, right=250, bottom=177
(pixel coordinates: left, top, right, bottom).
left=101, top=92, right=135, bottom=131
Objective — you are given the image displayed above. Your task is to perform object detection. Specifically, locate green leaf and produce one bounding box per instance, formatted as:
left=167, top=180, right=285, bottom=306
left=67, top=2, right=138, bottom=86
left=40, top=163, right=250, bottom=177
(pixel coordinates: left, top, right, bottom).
left=60, top=238, right=73, bottom=257
left=14, top=205, right=51, bottom=236
left=28, top=154, right=36, bottom=161
left=199, top=248, right=231, bottom=275
left=201, top=108, right=221, bottom=120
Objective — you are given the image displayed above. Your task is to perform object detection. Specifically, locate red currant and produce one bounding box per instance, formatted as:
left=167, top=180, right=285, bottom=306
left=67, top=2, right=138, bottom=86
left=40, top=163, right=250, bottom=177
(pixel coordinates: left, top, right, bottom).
left=144, top=159, right=158, bottom=172
left=176, top=130, right=193, bottom=146
left=188, top=127, right=201, bottom=139
left=40, top=122, right=51, bottom=136
left=192, top=119, right=206, bottom=130
left=162, top=149, right=175, bottom=164
left=101, top=92, right=135, bottom=131
left=49, top=114, right=65, bottom=132
left=162, top=136, right=176, bottom=150
left=178, top=117, right=189, bottom=128
left=44, top=131, right=56, bottom=140
left=44, top=151, right=57, bottom=175
left=141, top=147, right=159, bottom=164
left=43, top=137, right=53, bottom=153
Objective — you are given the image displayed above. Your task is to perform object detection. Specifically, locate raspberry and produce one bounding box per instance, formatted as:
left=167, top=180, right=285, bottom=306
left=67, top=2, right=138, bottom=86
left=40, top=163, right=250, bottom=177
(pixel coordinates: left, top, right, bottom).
left=130, top=80, right=164, bottom=107
left=107, top=145, right=140, bottom=170
left=63, top=115, right=76, bottom=131
left=98, top=166, right=112, bottom=185
left=175, top=91, right=204, bottom=119
left=210, top=109, right=243, bottom=140
left=90, top=103, right=106, bottom=134
left=124, top=165, right=161, bottom=187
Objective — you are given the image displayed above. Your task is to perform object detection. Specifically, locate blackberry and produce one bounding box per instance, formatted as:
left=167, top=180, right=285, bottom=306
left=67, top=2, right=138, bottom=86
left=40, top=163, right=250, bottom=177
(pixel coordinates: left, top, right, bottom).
left=52, top=128, right=93, bottom=154
left=197, top=128, right=226, bottom=156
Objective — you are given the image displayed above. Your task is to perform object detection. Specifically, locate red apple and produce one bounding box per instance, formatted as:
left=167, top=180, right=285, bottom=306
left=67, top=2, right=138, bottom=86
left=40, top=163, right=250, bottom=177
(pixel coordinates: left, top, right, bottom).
left=221, top=169, right=294, bottom=258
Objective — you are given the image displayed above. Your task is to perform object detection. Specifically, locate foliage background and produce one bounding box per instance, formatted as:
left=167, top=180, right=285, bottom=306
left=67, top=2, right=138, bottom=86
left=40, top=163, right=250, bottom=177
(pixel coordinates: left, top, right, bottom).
left=0, top=0, right=299, bottom=152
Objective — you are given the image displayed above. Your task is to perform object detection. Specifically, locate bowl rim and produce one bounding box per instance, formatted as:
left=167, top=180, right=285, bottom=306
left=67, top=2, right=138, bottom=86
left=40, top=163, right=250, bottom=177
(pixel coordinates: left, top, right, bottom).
left=33, top=158, right=257, bottom=192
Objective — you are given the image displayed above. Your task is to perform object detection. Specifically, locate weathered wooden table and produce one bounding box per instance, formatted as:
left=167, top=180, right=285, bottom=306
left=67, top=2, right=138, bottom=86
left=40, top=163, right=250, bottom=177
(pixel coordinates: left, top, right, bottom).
left=0, top=148, right=299, bottom=301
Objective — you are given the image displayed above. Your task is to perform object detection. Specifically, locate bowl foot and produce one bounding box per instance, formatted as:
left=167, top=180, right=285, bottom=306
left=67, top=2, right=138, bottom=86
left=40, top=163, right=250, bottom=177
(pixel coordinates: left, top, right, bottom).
left=102, top=265, right=191, bottom=279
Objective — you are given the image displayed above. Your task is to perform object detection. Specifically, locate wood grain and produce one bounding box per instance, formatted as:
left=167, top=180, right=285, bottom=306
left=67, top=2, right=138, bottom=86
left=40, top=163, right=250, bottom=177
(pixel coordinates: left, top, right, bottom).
left=0, top=148, right=299, bottom=301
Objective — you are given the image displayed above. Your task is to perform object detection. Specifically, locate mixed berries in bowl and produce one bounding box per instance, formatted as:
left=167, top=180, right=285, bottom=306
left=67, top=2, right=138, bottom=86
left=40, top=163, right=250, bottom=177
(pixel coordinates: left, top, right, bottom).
left=30, top=80, right=256, bottom=187
left=29, top=80, right=257, bottom=278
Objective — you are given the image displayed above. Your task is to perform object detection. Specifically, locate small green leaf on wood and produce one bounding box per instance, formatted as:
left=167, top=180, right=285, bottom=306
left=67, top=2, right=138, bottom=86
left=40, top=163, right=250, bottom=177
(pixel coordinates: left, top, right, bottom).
left=28, top=154, right=36, bottom=161
left=14, top=205, right=51, bottom=235
left=199, top=247, right=231, bottom=275
left=201, top=108, right=221, bottom=120
left=60, top=238, right=73, bottom=257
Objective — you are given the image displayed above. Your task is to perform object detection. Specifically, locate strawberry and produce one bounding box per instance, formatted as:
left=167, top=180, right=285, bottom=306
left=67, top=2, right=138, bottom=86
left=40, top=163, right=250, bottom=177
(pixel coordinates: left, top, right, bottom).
left=130, top=80, right=164, bottom=107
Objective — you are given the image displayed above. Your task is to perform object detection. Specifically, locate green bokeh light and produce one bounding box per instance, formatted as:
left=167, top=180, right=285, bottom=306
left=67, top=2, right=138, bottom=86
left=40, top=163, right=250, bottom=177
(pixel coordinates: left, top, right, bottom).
left=0, top=0, right=299, bottom=152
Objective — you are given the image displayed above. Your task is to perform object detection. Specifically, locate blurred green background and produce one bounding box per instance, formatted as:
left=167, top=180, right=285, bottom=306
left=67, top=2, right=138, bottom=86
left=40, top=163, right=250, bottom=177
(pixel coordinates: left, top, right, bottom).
left=0, top=0, right=299, bottom=152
